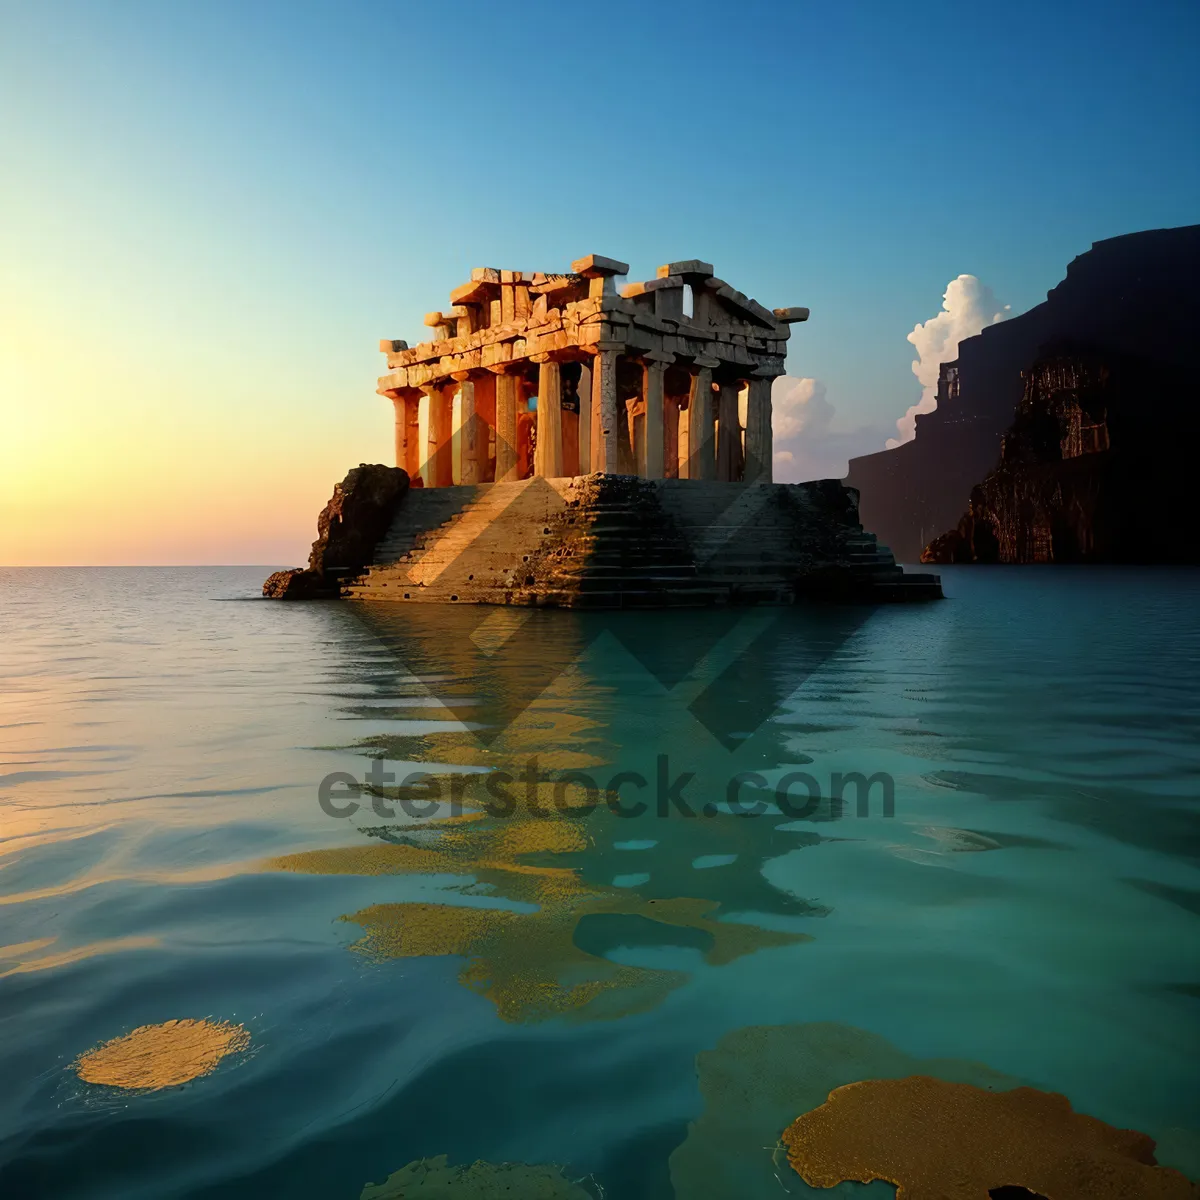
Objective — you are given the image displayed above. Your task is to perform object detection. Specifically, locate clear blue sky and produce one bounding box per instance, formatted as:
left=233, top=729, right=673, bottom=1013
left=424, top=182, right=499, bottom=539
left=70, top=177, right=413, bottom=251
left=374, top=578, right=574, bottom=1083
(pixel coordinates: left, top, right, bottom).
left=2, top=0, right=1197, bottom=562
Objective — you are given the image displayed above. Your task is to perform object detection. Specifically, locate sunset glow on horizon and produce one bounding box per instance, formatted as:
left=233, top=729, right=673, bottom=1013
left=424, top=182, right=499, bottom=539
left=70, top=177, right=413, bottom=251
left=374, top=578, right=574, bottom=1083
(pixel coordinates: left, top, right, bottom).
left=3, top=0, right=1196, bottom=565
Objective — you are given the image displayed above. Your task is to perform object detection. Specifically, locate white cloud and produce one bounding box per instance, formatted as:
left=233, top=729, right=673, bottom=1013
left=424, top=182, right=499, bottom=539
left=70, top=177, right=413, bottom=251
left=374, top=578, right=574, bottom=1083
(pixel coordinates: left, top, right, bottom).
left=771, top=376, right=891, bottom=482
left=887, top=275, right=1009, bottom=447
left=774, top=376, right=834, bottom=442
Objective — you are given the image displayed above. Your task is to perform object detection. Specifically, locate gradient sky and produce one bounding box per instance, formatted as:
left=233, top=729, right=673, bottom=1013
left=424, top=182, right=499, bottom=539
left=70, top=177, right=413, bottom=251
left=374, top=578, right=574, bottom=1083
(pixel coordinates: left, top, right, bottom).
left=2, top=0, right=1197, bottom=564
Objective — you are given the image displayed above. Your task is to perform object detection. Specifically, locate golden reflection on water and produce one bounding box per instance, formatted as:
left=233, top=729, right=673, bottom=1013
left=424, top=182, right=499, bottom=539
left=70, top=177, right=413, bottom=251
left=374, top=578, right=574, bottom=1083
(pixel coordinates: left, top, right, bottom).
left=271, top=811, right=804, bottom=1023
left=74, top=1018, right=250, bottom=1090
left=783, top=1076, right=1199, bottom=1200
left=0, top=935, right=159, bottom=978
left=345, top=892, right=801, bottom=1024
left=268, top=767, right=806, bottom=1023
left=265, top=606, right=815, bottom=1022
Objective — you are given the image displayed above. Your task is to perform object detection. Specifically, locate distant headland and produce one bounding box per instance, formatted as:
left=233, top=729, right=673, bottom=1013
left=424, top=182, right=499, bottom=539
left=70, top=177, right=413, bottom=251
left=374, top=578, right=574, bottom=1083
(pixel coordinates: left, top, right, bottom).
left=846, top=225, right=1200, bottom=565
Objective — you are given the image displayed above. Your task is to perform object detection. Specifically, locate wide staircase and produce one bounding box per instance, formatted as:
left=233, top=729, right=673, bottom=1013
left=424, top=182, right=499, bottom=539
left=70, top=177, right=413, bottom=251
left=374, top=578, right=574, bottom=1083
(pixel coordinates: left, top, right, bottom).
left=342, top=476, right=942, bottom=606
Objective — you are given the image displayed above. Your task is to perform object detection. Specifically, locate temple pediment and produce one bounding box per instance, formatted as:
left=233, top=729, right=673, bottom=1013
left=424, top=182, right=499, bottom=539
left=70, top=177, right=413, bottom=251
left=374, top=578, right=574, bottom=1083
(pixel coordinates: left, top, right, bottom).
left=379, top=254, right=803, bottom=392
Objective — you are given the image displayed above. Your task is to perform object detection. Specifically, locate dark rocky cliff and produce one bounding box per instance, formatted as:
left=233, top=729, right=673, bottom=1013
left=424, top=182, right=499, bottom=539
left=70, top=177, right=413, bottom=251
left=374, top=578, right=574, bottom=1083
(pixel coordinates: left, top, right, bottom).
left=845, top=225, right=1200, bottom=562
left=921, top=345, right=1196, bottom=563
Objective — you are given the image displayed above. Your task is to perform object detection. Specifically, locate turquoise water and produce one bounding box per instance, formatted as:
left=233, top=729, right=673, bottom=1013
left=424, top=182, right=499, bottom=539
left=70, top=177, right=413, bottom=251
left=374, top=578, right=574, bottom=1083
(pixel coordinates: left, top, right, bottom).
left=1, top=566, right=1198, bottom=1197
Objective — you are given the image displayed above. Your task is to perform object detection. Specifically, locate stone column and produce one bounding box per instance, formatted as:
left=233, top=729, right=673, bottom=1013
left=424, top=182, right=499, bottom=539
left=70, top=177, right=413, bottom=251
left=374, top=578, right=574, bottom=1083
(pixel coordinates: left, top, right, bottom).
left=716, top=381, right=744, bottom=482
left=422, top=385, right=436, bottom=485
left=664, top=396, right=681, bottom=478
left=534, top=358, right=563, bottom=478
left=590, top=355, right=604, bottom=471
left=687, top=361, right=717, bottom=480
left=642, top=356, right=671, bottom=480
left=404, top=392, right=422, bottom=479
left=391, top=393, right=407, bottom=472
left=676, top=398, right=690, bottom=479
left=441, top=383, right=458, bottom=486
left=577, top=362, right=591, bottom=474
left=493, top=369, right=520, bottom=483
left=457, top=377, right=480, bottom=485
left=593, top=349, right=620, bottom=474
left=516, top=377, right=536, bottom=480
left=744, top=375, right=774, bottom=483
left=627, top=394, right=645, bottom=477
left=472, top=372, right=497, bottom=482
left=425, top=384, right=455, bottom=487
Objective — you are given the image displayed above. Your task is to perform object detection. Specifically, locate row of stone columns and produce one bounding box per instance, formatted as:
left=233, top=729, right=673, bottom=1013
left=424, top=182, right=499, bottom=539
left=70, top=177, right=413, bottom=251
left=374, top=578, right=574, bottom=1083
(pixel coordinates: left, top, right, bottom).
left=391, top=354, right=774, bottom=485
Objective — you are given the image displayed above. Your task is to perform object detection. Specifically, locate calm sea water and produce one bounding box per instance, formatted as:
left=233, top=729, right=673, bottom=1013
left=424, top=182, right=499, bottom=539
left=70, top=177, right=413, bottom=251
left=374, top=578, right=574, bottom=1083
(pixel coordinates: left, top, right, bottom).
left=1, top=566, right=1198, bottom=1197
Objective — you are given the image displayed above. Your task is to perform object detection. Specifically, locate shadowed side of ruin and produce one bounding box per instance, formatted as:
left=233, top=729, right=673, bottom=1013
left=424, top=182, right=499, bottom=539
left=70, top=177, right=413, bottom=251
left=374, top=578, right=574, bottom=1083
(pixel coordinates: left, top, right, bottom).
left=341, top=475, right=941, bottom=606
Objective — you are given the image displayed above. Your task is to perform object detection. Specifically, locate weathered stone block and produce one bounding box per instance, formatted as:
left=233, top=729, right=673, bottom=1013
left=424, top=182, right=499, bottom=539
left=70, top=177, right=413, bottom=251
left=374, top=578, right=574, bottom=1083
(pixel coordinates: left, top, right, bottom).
left=451, top=279, right=496, bottom=306
left=588, top=276, right=615, bottom=299
left=657, top=260, right=714, bottom=278
left=571, top=253, right=630, bottom=276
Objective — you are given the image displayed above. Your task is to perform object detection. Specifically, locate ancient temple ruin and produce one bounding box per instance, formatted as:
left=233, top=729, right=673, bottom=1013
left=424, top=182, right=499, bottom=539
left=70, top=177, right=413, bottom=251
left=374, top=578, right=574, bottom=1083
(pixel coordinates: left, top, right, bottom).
left=377, top=255, right=809, bottom=487
left=263, top=254, right=943, bottom=605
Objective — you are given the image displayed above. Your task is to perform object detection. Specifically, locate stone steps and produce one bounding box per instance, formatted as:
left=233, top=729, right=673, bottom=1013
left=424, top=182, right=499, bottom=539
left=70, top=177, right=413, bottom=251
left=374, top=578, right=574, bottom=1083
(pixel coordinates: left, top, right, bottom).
left=372, top=486, right=481, bottom=561
left=344, top=475, right=942, bottom=605
left=517, top=586, right=735, bottom=609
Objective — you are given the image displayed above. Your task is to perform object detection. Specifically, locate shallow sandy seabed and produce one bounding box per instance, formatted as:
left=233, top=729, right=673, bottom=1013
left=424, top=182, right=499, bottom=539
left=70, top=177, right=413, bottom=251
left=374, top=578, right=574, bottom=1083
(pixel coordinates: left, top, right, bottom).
left=359, top=1154, right=597, bottom=1198
left=784, top=1075, right=1199, bottom=1199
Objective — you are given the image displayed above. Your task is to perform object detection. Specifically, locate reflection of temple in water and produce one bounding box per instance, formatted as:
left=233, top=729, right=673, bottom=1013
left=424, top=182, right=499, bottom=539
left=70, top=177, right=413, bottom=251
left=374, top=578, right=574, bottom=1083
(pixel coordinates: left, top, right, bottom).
left=273, top=602, right=863, bottom=1023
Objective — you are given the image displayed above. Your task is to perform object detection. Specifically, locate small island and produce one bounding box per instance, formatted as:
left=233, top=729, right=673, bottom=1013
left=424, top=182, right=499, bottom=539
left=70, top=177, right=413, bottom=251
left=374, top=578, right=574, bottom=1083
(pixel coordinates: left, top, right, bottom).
left=266, top=254, right=942, bottom=606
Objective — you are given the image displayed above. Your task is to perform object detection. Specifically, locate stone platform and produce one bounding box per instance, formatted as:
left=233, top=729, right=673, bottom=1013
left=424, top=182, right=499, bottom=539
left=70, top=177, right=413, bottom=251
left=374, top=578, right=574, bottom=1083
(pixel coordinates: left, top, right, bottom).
left=341, top=475, right=942, bottom=607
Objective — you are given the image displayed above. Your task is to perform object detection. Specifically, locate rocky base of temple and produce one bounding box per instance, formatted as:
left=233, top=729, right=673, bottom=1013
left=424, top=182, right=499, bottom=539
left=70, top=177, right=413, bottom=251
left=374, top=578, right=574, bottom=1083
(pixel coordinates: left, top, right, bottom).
left=263, top=463, right=410, bottom=599
left=332, top=474, right=941, bottom=606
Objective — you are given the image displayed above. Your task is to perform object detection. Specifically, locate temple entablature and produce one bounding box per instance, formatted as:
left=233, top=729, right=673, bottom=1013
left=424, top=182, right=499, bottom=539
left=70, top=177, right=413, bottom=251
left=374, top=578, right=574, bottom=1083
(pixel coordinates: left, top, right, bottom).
left=378, top=255, right=808, bottom=488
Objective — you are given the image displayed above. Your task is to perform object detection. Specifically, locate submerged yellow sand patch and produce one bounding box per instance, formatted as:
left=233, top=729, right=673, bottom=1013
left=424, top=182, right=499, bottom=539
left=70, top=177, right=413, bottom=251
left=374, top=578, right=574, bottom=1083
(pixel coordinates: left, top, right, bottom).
left=783, top=1075, right=1199, bottom=1199
left=344, top=893, right=802, bottom=1024
left=264, top=779, right=806, bottom=1023
left=361, top=1153, right=595, bottom=1198
left=668, top=1021, right=1021, bottom=1199
left=75, top=1018, right=250, bottom=1090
